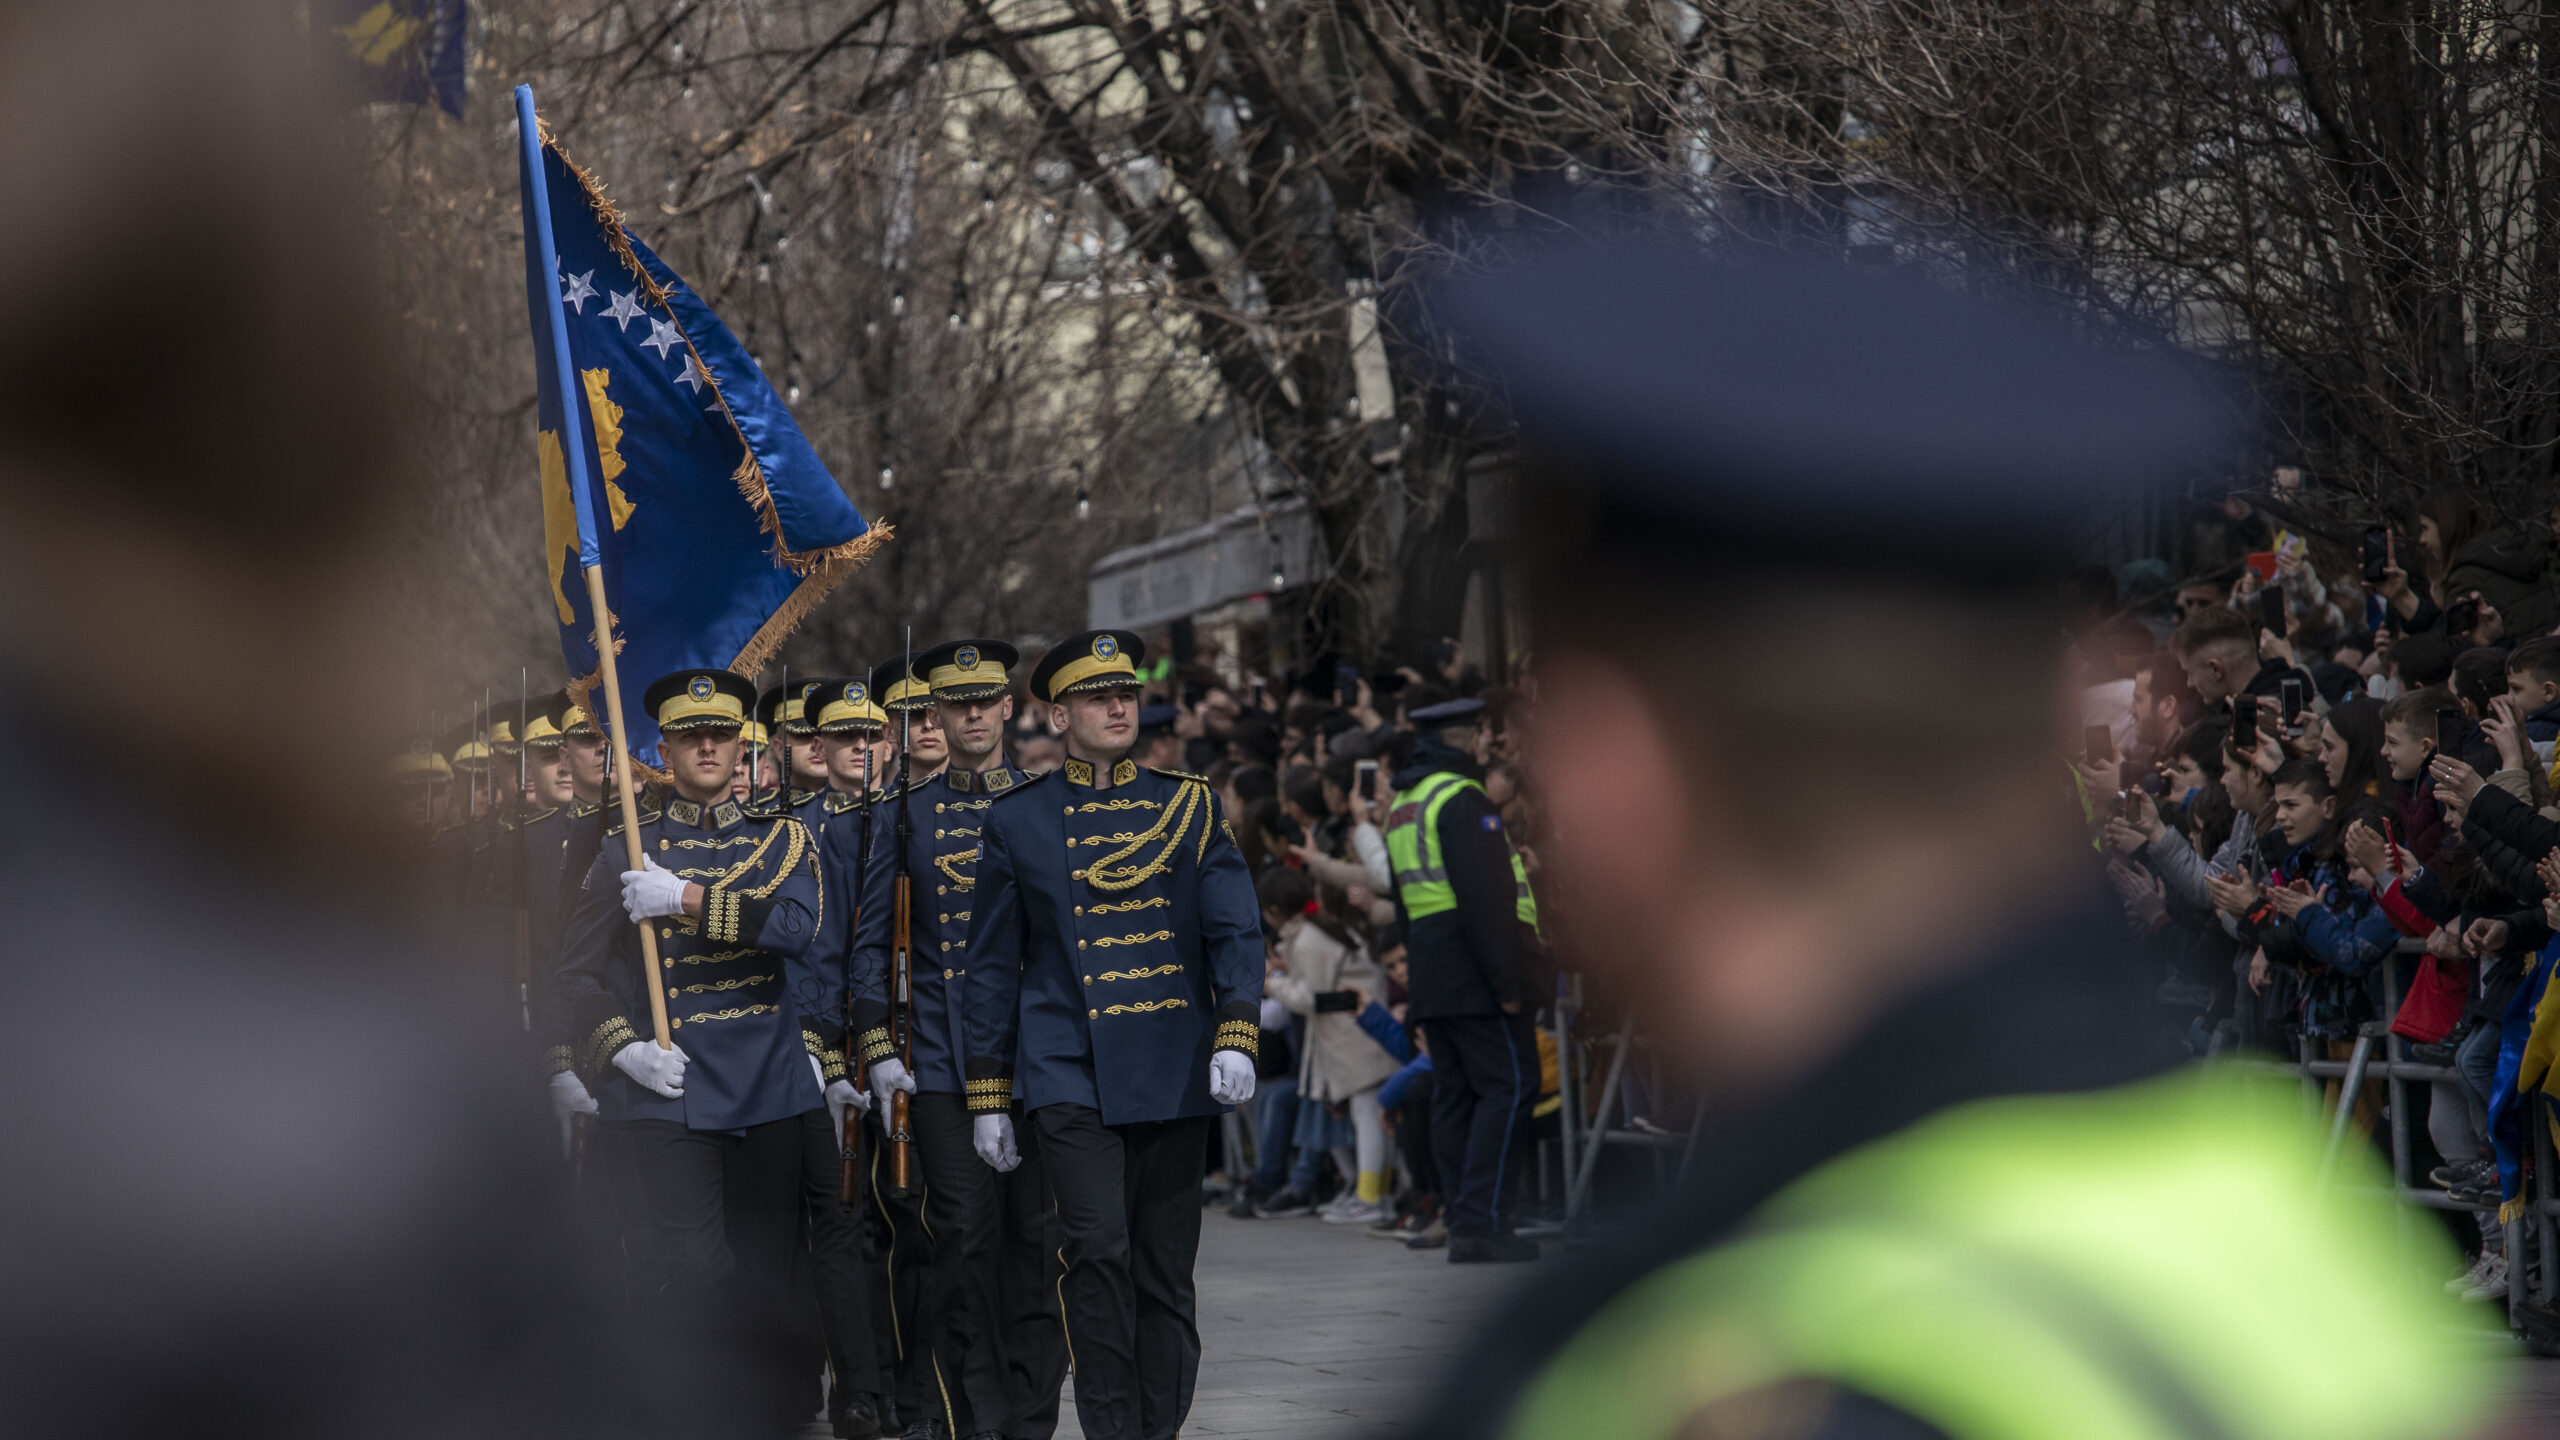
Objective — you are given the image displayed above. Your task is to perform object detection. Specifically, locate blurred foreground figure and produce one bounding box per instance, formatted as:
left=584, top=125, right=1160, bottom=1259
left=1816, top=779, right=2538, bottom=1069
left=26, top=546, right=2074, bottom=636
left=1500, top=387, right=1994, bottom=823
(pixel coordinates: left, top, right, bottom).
left=1421, top=246, right=2496, bottom=1439
left=0, top=4, right=615, bottom=1436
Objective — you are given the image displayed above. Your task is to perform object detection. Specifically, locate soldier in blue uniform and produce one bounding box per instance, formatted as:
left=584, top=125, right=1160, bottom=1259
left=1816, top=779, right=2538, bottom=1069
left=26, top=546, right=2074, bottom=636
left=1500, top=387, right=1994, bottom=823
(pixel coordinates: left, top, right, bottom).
left=793, top=673, right=896, bottom=1440
left=759, top=677, right=831, bottom=817
left=844, top=652, right=952, bottom=1437
left=846, top=640, right=1060, bottom=1440
left=961, top=631, right=1263, bottom=1440
left=557, top=666, right=859, bottom=1429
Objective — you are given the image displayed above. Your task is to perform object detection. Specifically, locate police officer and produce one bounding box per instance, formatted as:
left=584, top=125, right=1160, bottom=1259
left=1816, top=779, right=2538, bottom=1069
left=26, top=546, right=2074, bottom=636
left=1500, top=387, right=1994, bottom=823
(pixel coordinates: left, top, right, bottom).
left=1407, top=246, right=2489, bottom=1438
left=960, top=631, right=1263, bottom=1440
left=848, top=641, right=1033, bottom=1440
left=1383, top=692, right=1543, bottom=1262
left=557, top=667, right=859, bottom=1429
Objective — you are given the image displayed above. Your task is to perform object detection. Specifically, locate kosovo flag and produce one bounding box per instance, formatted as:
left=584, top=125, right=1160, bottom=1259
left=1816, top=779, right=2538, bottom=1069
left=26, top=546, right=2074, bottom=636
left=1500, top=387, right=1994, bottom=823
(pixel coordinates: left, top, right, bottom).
left=326, top=0, right=469, bottom=117
left=517, top=100, right=885, bottom=762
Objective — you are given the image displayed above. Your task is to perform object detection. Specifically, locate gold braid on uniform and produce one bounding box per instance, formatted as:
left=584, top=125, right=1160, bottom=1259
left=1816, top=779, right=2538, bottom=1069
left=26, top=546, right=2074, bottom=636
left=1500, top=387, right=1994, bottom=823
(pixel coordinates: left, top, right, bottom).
left=1080, top=779, right=1206, bottom=892
left=584, top=1016, right=640, bottom=1075
left=856, top=1024, right=895, bottom=1065
left=544, top=1044, right=574, bottom=1077
left=803, top=1025, right=848, bottom=1082
left=964, top=1076, right=1012, bottom=1113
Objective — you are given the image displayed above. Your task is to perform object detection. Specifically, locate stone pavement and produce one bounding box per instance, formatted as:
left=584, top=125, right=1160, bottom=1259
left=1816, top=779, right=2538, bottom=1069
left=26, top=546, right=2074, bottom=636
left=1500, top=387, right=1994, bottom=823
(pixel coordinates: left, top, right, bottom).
left=1053, top=1208, right=1545, bottom=1438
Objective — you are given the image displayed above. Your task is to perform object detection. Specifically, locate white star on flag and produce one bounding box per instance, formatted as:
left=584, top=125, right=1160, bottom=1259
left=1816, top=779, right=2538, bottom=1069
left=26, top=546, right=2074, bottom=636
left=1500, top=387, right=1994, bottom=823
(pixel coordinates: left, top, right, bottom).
left=641, top=316, right=685, bottom=359
left=674, top=352, right=712, bottom=396
left=561, top=269, right=597, bottom=313
left=602, top=289, right=646, bottom=331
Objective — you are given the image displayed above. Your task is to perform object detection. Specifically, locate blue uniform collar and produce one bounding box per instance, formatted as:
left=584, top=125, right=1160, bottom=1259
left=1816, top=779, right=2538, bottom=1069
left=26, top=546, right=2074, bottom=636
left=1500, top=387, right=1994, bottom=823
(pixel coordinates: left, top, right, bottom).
left=662, top=795, right=745, bottom=830
left=1064, top=755, right=1139, bottom=788
left=944, top=762, right=1023, bottom=794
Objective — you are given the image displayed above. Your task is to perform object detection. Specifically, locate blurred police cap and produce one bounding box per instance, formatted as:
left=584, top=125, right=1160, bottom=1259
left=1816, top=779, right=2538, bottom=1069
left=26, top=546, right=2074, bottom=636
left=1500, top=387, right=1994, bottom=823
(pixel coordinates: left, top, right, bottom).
left=1440, top=241, right=2240, bottom=584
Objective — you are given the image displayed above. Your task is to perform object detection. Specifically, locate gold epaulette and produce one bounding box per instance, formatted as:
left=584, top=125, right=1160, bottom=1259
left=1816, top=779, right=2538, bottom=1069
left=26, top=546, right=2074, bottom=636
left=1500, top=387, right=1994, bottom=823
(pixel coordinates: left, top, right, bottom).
left=1148, top=766, right=1209, bottom=783
left=603, top=803, right=663, bottom=837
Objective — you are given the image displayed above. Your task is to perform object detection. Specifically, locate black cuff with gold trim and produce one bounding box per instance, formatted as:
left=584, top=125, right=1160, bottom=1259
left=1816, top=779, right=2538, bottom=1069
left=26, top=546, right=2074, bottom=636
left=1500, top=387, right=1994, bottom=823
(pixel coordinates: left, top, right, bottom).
left=964, top=1055, right=1014, bottom=1114
left=544, top=1044, right=574, bottom=1077
left=1213, top=999, right=1259, bottom=1059
left=802, top=1026, right=848, bottom=1082
left=584, top=1016, right=640, bottom=1076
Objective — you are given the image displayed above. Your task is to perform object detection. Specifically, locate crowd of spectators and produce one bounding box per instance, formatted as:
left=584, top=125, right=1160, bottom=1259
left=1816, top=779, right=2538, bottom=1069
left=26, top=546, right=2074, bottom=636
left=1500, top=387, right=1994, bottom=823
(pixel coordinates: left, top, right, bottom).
left=2080, top=484, right=2560, bottom=1307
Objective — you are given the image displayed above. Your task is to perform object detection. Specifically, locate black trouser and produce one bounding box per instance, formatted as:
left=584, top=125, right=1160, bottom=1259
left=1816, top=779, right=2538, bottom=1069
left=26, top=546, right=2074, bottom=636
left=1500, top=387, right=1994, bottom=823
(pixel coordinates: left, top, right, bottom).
left=619, top=1114, right=807, bottom=1433
left=1393, top=1069, right=1439, bottom=1200
left=1420, top=1013, right=1536, bottom=1240
left=995, top=1111, right=1070, bottom=1440
left=799, top=1107, right=885, bottom=1420
left=909, top=1091, right=1012, bottom=1435
left=867, top=1111, right=937, bottom=1429
left=1032, top=1105, right=1212, bottom=1440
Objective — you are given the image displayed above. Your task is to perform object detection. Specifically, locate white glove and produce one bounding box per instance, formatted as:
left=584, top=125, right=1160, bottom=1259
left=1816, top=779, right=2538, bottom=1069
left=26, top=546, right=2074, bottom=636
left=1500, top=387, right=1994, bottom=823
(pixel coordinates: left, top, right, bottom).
left=612, top=1039, right=689, bottom=1098
left=826, top=1079, right=868, bottom=1137
left=620, top=856, right=692, bottom=922
left=1208, top=1050, right=1256, bottom=1106
left=869, top=1056, right=916, bottom=1116
left=547, top=1069, right=598, bottom=1160
left=973, top=1113, right=1021, bottom=1172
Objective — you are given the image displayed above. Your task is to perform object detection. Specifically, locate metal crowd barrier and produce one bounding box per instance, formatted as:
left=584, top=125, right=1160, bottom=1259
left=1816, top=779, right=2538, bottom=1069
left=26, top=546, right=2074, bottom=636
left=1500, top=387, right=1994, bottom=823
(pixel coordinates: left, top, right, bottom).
left=2292, top=944, right=2560, bottom=1329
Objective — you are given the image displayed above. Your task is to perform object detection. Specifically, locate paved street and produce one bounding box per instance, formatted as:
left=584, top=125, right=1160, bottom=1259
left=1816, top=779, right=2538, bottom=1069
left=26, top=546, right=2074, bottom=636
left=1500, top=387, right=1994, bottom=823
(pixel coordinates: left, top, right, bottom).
left=1053, top=1209, right=1545, bottom=1439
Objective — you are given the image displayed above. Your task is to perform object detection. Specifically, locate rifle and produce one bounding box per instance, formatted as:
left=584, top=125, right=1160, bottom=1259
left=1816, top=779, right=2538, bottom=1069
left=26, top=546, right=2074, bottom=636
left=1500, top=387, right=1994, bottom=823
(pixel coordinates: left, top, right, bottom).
left=512, top=668, right=532, bottom=1035
left=839, top=734, right=874, bottom=1205
left=888, top=626, right=916, bottom=1195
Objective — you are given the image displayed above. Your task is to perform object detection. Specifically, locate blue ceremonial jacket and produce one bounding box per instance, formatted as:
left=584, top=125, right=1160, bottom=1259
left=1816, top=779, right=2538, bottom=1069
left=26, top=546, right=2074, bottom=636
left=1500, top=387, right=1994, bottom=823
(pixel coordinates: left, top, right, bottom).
left=848, top=763, right=1029, bottom=1093
left=797, top=784, right=888, bottom=1078
left=558, top=793, right=827, bottom=1131
left=960, top=757, right=1262, bottom=1125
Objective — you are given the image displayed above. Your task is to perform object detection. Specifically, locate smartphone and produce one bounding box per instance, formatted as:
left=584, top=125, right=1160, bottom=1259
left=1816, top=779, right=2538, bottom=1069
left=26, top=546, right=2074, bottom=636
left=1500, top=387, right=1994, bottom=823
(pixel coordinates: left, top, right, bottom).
left=2436, top=708, right=2464, bottom=757
left=1335, top=660, right=1361, bottom=706
left=2279, top=676, right=2307, bottom=734
left=2084, top=724, right=2115, bottom=766
left=2230, top=696, right=2259, bottom=754
left=2446, top=596, right=2481, bottom=637
left=2362, top=526, right=2391, bottom=584
left=2119, top=789, right=2145, bottom=824
left=2258, top=585, right=2287, bottom=638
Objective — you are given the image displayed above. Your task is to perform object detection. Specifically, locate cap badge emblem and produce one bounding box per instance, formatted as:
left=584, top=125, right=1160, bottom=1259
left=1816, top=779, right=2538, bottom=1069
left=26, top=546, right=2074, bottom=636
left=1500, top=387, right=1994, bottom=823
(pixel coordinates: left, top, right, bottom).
left=687, top=675, right=716, bottom=701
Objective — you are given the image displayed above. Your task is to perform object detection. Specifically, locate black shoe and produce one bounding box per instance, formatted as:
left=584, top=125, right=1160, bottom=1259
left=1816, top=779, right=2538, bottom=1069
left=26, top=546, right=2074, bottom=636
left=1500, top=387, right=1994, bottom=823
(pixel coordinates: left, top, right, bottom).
left=897, top=1419, right=946, bottom=1440
left=960, top=1431, right=1006, bottom=1440
left=1254, top=1187, right=1315, bottom=1218
left=1449, top=1233, right=1540, bottom=1264
left=1403, top=1219, right=1449, bottom=1250
left=831, top=1395, right=885, bottom=1440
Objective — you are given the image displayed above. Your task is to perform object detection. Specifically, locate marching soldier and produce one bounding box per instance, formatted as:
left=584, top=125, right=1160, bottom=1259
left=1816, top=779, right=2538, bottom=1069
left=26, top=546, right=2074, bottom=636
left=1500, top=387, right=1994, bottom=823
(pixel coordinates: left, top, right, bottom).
left=960, top=631, right=1264, bottom=1440
left=557, top=667, right=859, bottom=1431
left=841, top=652, right=953, bottom=1438
left=795, top=673, right=896, bottom=1440
left=758, top=679, right=828, bottom=814
left=503, top=693, right=603, bottom=1149
left=848, top=641, right=1058, bottom=1440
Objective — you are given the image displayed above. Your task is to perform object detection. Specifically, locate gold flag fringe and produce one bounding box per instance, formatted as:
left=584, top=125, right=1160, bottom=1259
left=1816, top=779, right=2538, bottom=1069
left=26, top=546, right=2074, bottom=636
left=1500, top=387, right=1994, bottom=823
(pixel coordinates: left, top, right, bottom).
left=729, top=522, right=892, bottom=678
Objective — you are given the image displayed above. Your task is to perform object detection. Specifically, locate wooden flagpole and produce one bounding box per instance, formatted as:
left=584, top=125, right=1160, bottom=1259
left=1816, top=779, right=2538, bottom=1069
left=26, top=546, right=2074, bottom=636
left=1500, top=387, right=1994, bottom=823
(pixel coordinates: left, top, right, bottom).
left=583, top=565, right=673, bottom=1048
